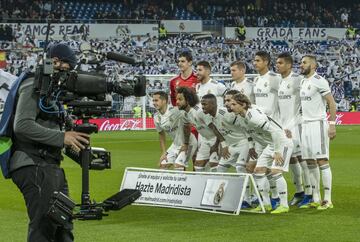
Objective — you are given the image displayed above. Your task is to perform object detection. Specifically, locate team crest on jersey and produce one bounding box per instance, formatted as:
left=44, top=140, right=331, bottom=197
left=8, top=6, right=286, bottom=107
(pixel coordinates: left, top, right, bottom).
left=287, top=84, right=290, bottom=89
left=307, top=85, right=311, bottom=90
left=279, top=91, right=284, bottom=95
left=257, top=88, right=262, bottom=93
left=240, top=89, right=245, bottom=94
left=264, top=82, right=268, bottom=87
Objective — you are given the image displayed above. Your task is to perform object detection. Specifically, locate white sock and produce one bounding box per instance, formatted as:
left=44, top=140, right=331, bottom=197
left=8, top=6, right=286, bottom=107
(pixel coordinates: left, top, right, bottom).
left=320, top=164, right=332, bottom=203
left=209, top=166, right=217, bottom=172
left=194, top=166, right=205, bottom=172
left=267, top=174, right=279, bottom=199
left=236, top=164, right=250, bottom=203
left=308, top=164, right=321, bottom=203
left=273, top=173, right=288, bottom=207
left=289, top=163, right=303, bottom=193
left=254, top=173, right=270, bottom=206
left=244, top=184, right=251, bottom=204
left=174, top=166, right=185, bottom=171
left=236, top=164, right=247, bottom=174
left=300, top=161, right=312, bottom=195
left=217, top=165, right=228, bottom=173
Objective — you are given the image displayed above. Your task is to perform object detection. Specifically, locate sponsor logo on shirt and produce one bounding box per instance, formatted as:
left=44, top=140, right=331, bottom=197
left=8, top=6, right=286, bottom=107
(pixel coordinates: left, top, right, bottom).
left=279, top=95, right=292, bottom=100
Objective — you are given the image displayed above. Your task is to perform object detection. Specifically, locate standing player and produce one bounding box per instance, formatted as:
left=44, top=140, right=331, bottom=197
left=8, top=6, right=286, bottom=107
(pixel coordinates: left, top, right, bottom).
left=276, top=52, right=312, bottom=206
left=230, top=93, right=294, bottom=214
left=253, top=50, right=282, bottom=206
left=169, top=51, right=198, bottom=106
left=195, top=61, right=227, bottom=107
left=229, top=61, right=255, bottom=103
left=299, top=55, right=337, bottom=210
left=176, top=87, right=229, bottom=172
left=153, top=91, right=197, bottom=170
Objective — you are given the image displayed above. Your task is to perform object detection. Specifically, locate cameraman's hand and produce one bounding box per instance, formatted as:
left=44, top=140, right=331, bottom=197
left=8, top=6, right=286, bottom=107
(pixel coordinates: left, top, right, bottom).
left=64, top=131, right=90, bottom=152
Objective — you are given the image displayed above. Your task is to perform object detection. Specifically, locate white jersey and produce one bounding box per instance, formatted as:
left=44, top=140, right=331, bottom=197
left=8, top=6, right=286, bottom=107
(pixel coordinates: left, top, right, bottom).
left=0, top=70, right=17, bottom=118
left=300, top=73, right=331, bottom=121
left=154, top=106, right=185, bottom=146
left=278, top=72, right=302, bottom=129
left=184, top=105, right=217, bottom=140
left=230, top=78, right=255, bottom=103
left=203, top=108, right=249, bottom=146
left=217, top=111, right=249, bottom=146
left=196, top=79, right=227, bottom=107
left=254, top=71, right=281, bottom=120
left=243, top=105, right=288, bottom=152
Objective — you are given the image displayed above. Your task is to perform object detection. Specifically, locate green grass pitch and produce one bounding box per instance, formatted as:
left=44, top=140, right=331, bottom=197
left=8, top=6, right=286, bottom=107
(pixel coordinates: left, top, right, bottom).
left=0, top=126, right=359, bottom=241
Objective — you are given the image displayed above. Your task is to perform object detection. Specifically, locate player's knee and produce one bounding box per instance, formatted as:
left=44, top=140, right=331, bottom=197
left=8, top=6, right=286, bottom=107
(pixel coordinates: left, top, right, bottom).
left=246, top=162, right=256, bottom=173
left=305, top=159, right=317, bottom=166
left=297, top=156, right=302, bottom=162
left=254, top=166, right=267, bottom=174
left=270, top=168, right=282, bottom=175
left=174, top=164, right=185, bottom=171
left=194, top=160, right=207, bottom=167
left=289, top=157, right=298, bottom=164
left=160, top=164, right=172, bottom=169
left=317, top=159, right=329, bottom=166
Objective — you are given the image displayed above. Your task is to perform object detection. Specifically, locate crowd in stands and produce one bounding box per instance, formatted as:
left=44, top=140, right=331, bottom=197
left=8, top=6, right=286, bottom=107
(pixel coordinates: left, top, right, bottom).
left=0, top=0, right=359, bottom=28
left=1, top=33, right=359, bottom=111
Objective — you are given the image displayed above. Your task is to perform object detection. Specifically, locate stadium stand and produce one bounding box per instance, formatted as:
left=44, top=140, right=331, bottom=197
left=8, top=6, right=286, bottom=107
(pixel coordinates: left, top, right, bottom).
left=0, top=0, right=359, bottom=27
left=1, top=34, right=359, bottom=111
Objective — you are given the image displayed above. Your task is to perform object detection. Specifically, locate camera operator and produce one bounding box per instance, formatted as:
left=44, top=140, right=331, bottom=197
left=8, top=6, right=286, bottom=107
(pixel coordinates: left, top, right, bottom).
left=10, top=43, right=89, bottom=242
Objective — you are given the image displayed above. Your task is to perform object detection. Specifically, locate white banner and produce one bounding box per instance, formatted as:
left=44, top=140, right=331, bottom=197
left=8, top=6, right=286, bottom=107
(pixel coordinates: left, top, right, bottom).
left=120, top=167, right=263, bottom=215
left=161, top=20, right=202, bottom=33
left=225, top=27, right=347, bottom=40
left=3, top=23, right=158, bottom=40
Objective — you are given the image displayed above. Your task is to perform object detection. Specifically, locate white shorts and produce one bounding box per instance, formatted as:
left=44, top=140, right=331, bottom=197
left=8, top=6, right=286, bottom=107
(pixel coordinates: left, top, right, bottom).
left=160, top=134, right=197, bottom=167
left=219, top=142, right=249, bottom=167
left=256, top=140, right=293, bottom=172
left=301, top=120, right=329, bottom=160
left=290, top=124, right=302, bottom=157
left=196, top=135, right=217, bottom=161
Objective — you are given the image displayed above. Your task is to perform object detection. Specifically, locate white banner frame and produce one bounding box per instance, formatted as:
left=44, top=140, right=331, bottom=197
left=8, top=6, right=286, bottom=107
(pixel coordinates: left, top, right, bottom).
left=120, top=167, right=265, bottom=215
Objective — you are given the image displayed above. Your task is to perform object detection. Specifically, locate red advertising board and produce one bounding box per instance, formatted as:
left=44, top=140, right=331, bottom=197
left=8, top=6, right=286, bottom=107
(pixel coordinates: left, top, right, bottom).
left=83, top=112, right=359, bottom=132
left=82, top=118, right=155, bottom=131
left=328, top=112, right=360, bottom=125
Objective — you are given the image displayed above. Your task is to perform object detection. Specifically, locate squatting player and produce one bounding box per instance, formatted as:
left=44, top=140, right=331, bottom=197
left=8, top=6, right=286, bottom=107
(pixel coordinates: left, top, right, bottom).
left=153, top=91, right=197, bottom=170
left=230, top=93, right=293, bottom=214
left=176, top=87, right=228, bottom=172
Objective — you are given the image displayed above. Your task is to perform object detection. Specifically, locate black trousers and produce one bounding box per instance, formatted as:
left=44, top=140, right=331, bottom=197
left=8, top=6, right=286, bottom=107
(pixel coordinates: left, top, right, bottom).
left=12, top=164, right=74, bottom=242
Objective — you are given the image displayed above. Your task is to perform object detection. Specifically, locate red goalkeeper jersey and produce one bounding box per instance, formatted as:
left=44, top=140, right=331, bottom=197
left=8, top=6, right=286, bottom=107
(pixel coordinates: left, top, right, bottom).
left=169, top=72, right=198, bottom=106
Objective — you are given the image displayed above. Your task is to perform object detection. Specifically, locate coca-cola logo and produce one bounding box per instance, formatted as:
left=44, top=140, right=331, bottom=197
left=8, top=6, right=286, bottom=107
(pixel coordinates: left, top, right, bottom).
left=326, top=113, right=344, bottom=125
left=99, top=119, right=142, bottom=131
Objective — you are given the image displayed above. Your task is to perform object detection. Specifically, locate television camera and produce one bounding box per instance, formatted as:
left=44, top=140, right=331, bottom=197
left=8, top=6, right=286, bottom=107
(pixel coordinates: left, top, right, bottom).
left=34, top=41, right=143, bottom=222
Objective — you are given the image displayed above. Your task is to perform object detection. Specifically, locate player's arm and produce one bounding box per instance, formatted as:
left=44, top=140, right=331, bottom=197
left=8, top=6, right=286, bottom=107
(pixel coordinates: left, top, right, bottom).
left=180, top=122, right=191, bottom=152
left=248, top=110, right=284, bottom=162
left=325, top=93, right=337, bottom=140
left=158, top=131, right=167, bottom=162
left=169, top=79, right=176, bottom=106
left=208, top=123, right=230, bottom=159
